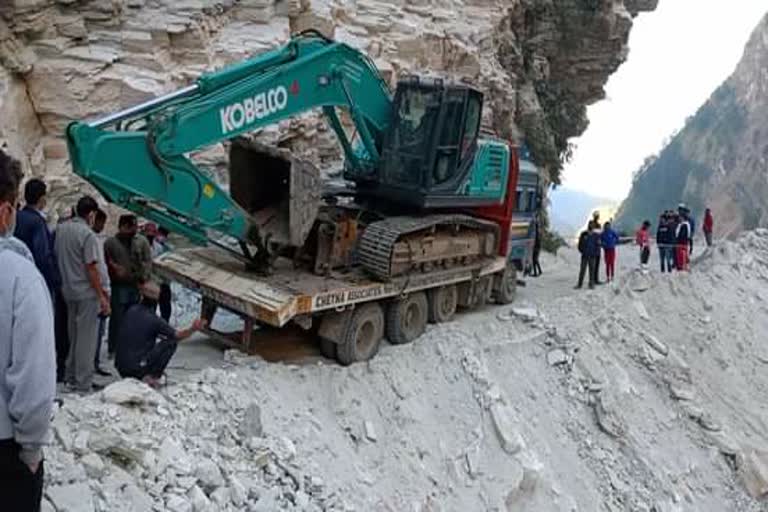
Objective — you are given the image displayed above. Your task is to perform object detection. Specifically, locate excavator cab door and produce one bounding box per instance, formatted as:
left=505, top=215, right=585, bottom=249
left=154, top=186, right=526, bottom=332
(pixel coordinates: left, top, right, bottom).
left=372, top=79, right=487, bottom=209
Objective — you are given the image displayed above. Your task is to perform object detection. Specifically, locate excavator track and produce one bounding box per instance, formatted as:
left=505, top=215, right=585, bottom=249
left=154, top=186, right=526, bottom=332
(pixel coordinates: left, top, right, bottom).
left=358, top=214, right=500, bottom=281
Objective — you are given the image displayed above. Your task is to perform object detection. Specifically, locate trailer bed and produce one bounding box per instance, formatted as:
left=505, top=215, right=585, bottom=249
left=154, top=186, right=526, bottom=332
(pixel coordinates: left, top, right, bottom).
left=154, top=248, right=506, bottom=328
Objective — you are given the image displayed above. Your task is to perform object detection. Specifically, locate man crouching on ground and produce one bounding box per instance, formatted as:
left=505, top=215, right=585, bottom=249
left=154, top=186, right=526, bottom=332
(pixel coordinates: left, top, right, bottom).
left=115, top=282, right=206, bottom=388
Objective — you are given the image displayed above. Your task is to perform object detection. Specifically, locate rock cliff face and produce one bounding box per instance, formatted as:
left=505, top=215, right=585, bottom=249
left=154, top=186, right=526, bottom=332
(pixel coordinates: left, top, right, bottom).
left=616, top=12, right=768, bottom=237
left=0, top=0, right=656, bottom=218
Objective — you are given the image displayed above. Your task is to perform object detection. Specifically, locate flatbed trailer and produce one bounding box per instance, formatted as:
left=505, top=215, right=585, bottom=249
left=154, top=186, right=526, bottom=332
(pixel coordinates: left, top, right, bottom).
left=154, top=247, right=515, bottom=365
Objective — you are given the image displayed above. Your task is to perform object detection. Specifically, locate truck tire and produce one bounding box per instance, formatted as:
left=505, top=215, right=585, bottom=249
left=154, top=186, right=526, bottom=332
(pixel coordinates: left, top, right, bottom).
left=336, top=303, right=385, bottom=366
left=427, top=285, right=458, bottom=323
left=493, top=264, right=517, bottom=304
left=386, top=291, right=428, bottom=345
left=319, top=338, right=337, bottom=359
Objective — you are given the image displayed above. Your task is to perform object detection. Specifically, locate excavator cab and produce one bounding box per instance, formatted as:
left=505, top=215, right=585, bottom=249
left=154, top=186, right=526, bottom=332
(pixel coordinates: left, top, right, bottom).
left=352, top=77, right=508, bottom=210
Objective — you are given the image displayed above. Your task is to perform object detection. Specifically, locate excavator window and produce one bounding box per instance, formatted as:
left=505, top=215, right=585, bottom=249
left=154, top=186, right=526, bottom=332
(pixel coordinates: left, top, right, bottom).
left=433, top=91, right=465, bottom=185
left=461, top=94, right=482, bottom=160
left=380, top=82, right=486, bottom=200
left=382, top=86, right=441, bottom=187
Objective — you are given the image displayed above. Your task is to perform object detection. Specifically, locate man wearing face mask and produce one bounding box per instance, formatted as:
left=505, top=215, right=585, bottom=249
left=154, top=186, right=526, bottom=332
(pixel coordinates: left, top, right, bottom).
left=0, top=150, right=56, bottom=510
left=55, top=196, right=110, bottom=393
left=104, top=215, right=152, bottom=358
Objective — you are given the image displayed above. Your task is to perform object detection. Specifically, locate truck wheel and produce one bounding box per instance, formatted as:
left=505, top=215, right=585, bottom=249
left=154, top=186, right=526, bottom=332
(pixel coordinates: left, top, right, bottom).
left=387, top=291, right=428, bottom=344
left=493, top=264, right=517, bottom=304
left=336, top=303, right=385, bottom=366
left=427, top=285, right=458, bottom=323
left=319, top=338, right=337, bottom=359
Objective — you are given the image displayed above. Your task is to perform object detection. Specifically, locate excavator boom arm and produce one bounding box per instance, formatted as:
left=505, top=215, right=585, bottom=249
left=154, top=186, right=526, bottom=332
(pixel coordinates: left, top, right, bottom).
left=66, top=32, right=392, bottom=251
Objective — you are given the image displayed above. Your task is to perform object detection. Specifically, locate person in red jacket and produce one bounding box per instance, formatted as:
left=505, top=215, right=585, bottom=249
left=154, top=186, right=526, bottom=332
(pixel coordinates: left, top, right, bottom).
left=635, top=220, right=651, bottom=270
left=703, top=208, right=714, bottom=247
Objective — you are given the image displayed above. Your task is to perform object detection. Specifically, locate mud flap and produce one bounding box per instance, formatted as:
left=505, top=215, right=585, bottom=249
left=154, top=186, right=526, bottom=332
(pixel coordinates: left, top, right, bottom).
left=229, top=138, right=321, bottom=248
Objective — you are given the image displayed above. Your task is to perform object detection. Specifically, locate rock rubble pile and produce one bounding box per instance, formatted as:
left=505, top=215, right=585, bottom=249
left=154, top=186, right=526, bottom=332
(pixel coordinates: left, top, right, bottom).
left=45, top=372, right=340, bottom=512
left=41, top=231, right=768, bottom=511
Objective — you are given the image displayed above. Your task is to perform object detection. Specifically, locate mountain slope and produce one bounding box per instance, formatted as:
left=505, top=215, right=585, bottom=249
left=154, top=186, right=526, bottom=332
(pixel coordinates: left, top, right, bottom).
left=615, top=12, right=768, bottom=235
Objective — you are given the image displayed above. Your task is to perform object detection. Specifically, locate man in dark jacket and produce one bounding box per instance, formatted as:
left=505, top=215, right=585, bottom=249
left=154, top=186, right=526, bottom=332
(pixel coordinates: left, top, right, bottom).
left=531, top=218, right=542, bottom=277
left=656, top=213, right=672, bottom=273
left=575, top=222, right=600, bottom=289
left=14, top=179, right=59, bottom=295
left=115, top=283, right=205, bottom=387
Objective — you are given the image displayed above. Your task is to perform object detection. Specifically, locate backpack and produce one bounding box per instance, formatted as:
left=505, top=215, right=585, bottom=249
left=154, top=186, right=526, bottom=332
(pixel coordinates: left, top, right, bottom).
left=577, top=231, right=588, bottom=254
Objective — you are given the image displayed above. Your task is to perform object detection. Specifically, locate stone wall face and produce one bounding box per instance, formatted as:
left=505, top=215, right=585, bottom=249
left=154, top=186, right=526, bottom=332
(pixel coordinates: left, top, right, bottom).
left=0, top=0, right=656, bottom=217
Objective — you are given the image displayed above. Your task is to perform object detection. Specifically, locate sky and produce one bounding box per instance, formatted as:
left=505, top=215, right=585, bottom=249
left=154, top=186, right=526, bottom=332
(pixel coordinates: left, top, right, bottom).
left=562, top=1, right=768, bottom=201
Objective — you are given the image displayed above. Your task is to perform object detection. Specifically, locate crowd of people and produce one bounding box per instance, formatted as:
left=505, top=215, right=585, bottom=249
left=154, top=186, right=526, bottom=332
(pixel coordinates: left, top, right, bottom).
left=0, top=150, right=206, bottom=509
left=643, top=204, right=713, bottom=273
left=575, top=205, right=714, bottom=289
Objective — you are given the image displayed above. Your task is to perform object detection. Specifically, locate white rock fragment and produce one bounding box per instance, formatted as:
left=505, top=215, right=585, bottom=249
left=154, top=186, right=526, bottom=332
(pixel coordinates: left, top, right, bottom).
left=239, top=402, right=264, bottom=439
left=642, top=333, right=668, bottom=356
left=80, top=453, right=105, bottom=478
left=253, top=487, right=280, bottom=511
left=88, top=431, right=144, bottom=464
left=489, top=402, right=525, bottom=455
left=740, top=450, right=768, bottom=498
left=669, top=384, right=695, bottom=401
left=195, top=458, right=225, bottom=490
left=633, top=300, right=650, bottom=321
left=188, top=485, right=212, bottom=512
left=230, top=476, right=248, bottom=507
left=157, top=438, right=192, bottom=475
left=166, top=495, right=192, bottom=512
left=101, top=379, right=165, bottom=407
left=72, top=430, right=90, bottom=455
left=210, top=486, right=231, bottom=506
left=697, top=413, right=722, bottom=432
left=364, top=420, right=378, bottom=442
left=295, top=490, right=310, bottom=508
left=46, top=483, right=94, bottom=512
left=276, top=436, right=297, bottom=461
left=509, top=306, right=539, bottom=323
left=546, top=348, right=569, bottom=366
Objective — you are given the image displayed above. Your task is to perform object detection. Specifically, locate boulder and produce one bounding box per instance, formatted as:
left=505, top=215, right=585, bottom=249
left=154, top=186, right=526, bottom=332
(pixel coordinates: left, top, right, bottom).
left=46, top=483, right=94, bottom=512
left=188, top=485, right=212, bottom=512
left=80, top=453, right=105, bottom=478
left=194, top=458, right=225, bottom=491
left=157, top=438, right=193, bottom=475
left=101, top=379, right=166, bottom=407
left=239, top=402, right=264, bottom=439
left=740, top=449, right=768, bottom=498
left=489, top=402, right=525, bottom=455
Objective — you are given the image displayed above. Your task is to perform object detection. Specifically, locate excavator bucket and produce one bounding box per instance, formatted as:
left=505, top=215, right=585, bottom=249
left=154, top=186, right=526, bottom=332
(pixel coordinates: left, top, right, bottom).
left=228, top=139, right=321, bottom=248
